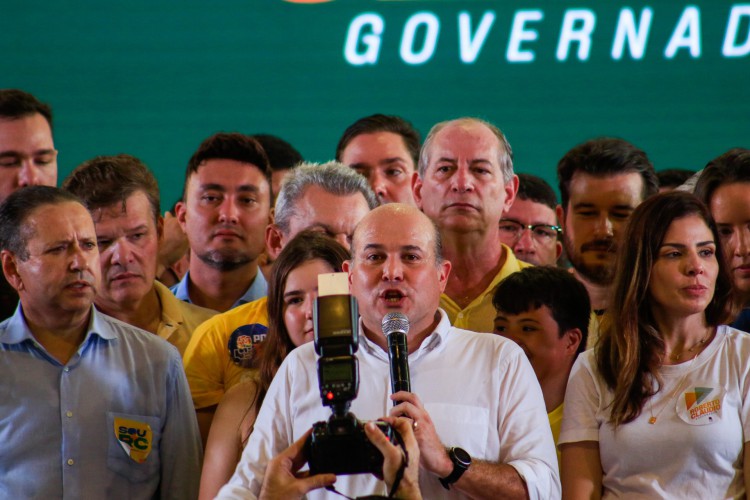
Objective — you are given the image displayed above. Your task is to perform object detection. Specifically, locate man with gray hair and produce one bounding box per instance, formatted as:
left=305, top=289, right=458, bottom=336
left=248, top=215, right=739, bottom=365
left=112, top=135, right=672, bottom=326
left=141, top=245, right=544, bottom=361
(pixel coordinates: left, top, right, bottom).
left=414, top=117, right=529, bottom=333
left=182, top=161, right=377, bottom=442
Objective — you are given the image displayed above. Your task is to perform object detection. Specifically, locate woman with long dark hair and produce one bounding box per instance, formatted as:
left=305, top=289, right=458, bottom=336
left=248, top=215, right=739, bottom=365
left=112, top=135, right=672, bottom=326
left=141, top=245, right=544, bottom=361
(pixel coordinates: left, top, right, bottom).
left=199, top=230, right=350, bottom=500
left=560, top=191, right=749, bottom=498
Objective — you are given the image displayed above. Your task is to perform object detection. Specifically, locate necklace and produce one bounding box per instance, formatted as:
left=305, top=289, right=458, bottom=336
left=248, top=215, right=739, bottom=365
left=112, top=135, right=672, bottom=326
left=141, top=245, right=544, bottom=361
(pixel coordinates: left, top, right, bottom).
left=664, top=331, right=710, bottom=362
left=648, top=328, right=714, bottom=425
left=648, top=363, right=693, bottom=425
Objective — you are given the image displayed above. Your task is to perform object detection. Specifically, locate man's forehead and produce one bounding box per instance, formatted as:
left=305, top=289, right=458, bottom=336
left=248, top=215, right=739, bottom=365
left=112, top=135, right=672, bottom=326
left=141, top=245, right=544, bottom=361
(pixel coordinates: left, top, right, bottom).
left=25, top=202, right=94, bottom=240
left=354, top=214, right=433, bottom=253
left=0, top=113, right=54, bottom=145
left=506, top=198, right=557, bottom=223
left=188, top=160, right=268, bottom=188
left=91, top=191, right=154, bottom=223
left=431, top=122, right=500, bottom=152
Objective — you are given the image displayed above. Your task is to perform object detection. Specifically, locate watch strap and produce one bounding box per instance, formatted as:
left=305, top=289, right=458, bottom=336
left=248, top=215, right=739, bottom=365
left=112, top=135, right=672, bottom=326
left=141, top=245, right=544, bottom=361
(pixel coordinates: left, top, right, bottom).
left=439, top=447, right=471, bottom=490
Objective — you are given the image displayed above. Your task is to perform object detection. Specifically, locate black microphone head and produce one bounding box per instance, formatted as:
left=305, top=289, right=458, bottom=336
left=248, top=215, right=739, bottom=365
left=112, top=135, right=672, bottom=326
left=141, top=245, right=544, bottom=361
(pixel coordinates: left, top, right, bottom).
left=381, top=312, right=409, bottom=336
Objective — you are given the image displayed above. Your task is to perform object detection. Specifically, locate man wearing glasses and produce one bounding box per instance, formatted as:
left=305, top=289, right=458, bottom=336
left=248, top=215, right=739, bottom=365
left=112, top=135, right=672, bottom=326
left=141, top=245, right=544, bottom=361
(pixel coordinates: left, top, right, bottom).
left=499, top=174, right=562, bottom=267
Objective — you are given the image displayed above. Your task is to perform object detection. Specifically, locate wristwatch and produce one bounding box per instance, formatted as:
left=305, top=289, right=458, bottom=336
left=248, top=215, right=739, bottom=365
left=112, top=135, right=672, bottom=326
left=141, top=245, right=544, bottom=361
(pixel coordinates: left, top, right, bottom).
left=439, top=447, right=472, bottom=490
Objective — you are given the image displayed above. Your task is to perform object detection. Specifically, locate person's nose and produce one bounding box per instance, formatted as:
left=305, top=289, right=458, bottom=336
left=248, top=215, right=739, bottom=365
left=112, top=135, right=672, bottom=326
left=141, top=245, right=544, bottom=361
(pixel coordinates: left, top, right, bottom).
left=371, top=170, right=389, bottom=201
left=514, top=227, right=536, bottom=253
left=381, top=256, right=404, bottom=282
left=109, top=239, right=134, bottom=267
left=450, top=165, right=474, bottom=193
left=17, top=161, right=41, bottom=188
left=592, top=213, right=614, bottom=238
left=218, top=199, right=240, bottom=224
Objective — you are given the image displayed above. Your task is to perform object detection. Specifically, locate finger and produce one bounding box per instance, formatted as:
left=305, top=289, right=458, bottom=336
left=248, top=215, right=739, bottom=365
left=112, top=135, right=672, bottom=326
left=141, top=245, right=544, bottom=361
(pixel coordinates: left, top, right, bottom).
left=390, top=391, right=422, bottom=407
left=364, top=421, right=397, bottom=454
left=391, top=417, right=420, bottom=458
left=277, top=428, right=314, bottom=472
left=295, top=473, right=337, bottom=494
left=388, top=400, right=417, bottom=419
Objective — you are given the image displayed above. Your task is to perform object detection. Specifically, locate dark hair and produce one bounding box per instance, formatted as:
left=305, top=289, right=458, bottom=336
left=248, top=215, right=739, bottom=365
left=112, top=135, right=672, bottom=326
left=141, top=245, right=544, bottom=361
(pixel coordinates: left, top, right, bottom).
left=557, top=137, right=658, bottom=210
left=253, top=134, right=303, bottom=171
left=182, top=132, right=271, bottom=202
left=336, top=114, right=421, bottom=167
left=0, top=186, right=81, bottom=260
left=63, top=154, right=160, bottom=225
left=597, top=191, right=736, bottom=426
left=0, top=89, right=53, bottom=130
left=694, top=148, right=750, bottom=206
left=516, top=173, right=558, bottom=211
left=256, top=230, right=351, bottom=406
left=493, top=266, right=590, bottom=356
left=657, top=168, right=696, bottom=190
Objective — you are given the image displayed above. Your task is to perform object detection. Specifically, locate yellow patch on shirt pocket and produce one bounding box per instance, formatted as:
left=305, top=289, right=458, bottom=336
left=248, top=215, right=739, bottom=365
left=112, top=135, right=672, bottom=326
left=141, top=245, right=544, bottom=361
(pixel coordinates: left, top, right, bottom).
left=107, top=412, right=161, bottom=482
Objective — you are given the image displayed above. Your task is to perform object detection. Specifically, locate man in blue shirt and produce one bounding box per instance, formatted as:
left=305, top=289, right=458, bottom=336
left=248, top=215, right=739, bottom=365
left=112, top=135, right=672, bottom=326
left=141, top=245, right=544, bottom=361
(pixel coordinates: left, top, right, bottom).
left=172, top=133, right=273, bottom=312
left=0, top=186, right=201, bottom=499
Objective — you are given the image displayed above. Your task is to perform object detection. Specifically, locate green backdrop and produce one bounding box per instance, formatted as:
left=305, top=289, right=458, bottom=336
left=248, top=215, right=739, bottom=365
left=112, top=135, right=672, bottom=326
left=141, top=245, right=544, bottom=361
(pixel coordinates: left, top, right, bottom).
left=3, top=0, right=748, bottom=207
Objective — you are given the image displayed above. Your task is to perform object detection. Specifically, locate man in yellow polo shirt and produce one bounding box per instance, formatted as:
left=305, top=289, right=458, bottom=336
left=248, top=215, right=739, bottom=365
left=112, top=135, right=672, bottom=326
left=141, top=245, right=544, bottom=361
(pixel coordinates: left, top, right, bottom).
left=182, top=161, right=376, bottom=442
left=414, top=117, right=527, bottom=333
left=63, top=154, right=216, bottom=355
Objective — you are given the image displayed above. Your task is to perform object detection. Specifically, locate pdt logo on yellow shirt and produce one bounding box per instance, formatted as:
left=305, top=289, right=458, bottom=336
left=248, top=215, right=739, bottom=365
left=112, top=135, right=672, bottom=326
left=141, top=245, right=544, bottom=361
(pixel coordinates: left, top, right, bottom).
left=114, top=417, right=153, bottom=463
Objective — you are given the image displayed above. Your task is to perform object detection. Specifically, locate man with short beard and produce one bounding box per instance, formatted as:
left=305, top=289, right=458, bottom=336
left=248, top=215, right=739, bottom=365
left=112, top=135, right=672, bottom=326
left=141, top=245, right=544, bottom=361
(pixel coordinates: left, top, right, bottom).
left=556, top=138, right=658, bottom=347
left=172, top=133, right=273, bottom=312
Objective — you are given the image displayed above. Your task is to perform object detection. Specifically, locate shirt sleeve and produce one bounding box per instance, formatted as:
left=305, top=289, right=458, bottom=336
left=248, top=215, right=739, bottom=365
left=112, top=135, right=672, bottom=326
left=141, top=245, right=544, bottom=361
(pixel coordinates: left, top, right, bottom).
left=160, top=350, right=203, bottom=499
left=183, top=317, right=229, bottom=409
left=558, top=353, right=602, bottom=445
left=496, top=345, right=561, bottom=500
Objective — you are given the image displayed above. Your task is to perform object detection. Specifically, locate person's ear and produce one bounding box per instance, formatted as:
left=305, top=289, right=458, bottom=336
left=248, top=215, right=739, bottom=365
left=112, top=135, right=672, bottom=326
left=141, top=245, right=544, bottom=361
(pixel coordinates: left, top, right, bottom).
left=1, top=250, right=23, bottom=292
left=563, top=327, right=583, bottom=356
left=266, top=224, right=285, bottom=260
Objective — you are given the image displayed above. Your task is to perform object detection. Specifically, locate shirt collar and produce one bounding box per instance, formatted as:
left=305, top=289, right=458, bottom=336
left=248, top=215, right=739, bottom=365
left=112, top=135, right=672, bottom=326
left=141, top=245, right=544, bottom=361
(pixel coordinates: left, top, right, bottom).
left=169, top=269, right=268, bottom=308
left=359, top=309, right=452, bottom=360
left=154, top=280, right=182, bottom=329
left=0, top=305, right=116, bottom=346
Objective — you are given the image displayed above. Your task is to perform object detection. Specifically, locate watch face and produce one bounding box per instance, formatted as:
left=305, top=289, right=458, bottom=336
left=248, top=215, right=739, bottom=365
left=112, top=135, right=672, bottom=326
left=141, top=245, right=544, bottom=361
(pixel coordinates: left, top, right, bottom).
left=453, top=447, right=471, bottom=467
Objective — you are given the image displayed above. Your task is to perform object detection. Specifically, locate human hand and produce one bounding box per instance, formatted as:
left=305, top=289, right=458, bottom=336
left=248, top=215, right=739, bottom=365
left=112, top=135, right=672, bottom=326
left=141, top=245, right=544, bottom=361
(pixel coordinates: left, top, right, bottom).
left=365, top=416, right=422, bottom=500
left=389, top=391, right=452, bottom=478
left=258, top=429, right=336, bottom=500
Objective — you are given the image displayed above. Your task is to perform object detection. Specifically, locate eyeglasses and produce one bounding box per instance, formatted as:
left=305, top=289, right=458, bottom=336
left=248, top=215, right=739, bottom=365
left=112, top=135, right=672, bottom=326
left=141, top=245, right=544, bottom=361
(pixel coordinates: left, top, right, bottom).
left=498, top=219, right=562, bottom=242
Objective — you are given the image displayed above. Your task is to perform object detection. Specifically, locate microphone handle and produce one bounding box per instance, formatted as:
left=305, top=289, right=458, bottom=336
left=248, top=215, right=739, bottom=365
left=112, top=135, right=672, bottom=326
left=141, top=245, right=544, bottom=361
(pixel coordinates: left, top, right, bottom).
left=388, top=332, right=410, bottom=405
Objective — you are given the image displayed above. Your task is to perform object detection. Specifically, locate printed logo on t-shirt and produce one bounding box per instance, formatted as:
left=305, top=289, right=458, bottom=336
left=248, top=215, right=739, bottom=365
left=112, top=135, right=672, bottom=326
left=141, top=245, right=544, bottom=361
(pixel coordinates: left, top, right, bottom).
left=228, top=324, right=268, bottom=367
left=114, top=417, right=152, bottom=463
left=677, top=386, right=723, bottom=425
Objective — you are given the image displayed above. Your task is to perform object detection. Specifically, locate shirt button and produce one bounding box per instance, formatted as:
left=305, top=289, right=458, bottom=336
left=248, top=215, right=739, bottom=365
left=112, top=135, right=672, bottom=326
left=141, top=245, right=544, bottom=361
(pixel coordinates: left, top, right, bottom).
left=63, top=367, right=70, bottom=372
left=458, top=313, right=464, bottom=318
left=67, top=459, right=74, bottom=466
left=66, top=411, right=73, bottom=418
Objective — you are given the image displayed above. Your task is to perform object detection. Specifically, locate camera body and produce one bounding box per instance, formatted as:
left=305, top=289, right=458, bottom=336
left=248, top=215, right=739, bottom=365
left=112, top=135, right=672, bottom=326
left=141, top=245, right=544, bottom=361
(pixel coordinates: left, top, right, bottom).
left=305, top=287, right=397, bottom=476
left=306, top=412, right=394, bottom=476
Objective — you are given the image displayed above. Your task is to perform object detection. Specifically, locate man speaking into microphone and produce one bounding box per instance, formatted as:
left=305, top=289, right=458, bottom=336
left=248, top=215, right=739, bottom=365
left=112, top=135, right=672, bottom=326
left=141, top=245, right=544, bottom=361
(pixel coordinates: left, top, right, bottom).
left=218, top=204, right=558, bottom=500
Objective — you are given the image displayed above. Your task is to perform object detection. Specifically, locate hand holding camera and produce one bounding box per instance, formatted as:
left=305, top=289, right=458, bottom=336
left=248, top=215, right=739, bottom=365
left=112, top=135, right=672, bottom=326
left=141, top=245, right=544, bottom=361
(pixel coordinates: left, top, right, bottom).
left=305, top=274, right=413, bottom=481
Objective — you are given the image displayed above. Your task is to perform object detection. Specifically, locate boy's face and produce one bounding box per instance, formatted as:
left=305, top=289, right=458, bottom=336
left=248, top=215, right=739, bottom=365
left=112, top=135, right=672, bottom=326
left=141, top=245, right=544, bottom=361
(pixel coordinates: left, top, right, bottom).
left=493, top=305, right=579, bottom=383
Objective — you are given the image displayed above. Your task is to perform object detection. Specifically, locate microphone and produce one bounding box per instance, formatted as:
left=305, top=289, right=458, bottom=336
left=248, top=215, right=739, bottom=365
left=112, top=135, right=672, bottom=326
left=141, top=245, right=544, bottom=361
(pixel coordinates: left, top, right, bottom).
left=382, top=312, right=411, bottom=403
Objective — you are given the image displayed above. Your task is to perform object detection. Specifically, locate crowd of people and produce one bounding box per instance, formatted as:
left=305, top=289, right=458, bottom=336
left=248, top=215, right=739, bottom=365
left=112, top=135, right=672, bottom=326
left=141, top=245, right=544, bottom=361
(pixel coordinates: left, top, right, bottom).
left=1, top=87, right=749, bottom=499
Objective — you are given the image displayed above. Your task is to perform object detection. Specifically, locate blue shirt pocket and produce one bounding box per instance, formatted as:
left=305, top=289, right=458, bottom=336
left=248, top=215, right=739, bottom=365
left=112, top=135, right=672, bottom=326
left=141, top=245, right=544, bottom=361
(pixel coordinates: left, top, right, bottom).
left=106, top=412, right=162, bottom=483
